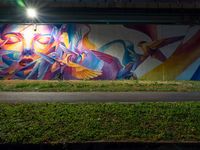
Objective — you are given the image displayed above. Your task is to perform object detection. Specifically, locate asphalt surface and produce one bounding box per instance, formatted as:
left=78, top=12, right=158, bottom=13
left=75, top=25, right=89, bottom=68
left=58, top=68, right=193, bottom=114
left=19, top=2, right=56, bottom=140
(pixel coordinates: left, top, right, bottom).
left=0, top=92, right=200, bottom=103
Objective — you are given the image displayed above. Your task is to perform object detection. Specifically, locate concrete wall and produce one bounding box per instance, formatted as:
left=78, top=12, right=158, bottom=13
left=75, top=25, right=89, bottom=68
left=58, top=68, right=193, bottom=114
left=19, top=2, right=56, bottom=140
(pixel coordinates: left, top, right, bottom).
left=0, top=24, right=200, bottom=80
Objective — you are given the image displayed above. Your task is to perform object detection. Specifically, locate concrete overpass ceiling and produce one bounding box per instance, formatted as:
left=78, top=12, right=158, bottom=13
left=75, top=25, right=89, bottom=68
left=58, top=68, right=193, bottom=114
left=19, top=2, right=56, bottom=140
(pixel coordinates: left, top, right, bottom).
left=1, top=0, right=200, bottom=9
left=0, top=0, right=199, bottom=24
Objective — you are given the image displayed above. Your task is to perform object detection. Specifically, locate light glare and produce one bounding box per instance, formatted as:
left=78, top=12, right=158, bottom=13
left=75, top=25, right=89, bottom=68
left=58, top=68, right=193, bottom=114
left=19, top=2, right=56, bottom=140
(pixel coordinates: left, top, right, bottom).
left=27, top=8, right=37, bottom=18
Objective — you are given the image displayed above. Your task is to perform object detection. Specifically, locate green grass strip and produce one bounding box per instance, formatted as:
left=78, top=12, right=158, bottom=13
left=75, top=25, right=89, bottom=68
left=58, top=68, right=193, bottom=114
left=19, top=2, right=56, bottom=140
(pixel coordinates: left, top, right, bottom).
left=0, top=80, right=200, bottom=92
left=1, top=102, right=200, bottom=143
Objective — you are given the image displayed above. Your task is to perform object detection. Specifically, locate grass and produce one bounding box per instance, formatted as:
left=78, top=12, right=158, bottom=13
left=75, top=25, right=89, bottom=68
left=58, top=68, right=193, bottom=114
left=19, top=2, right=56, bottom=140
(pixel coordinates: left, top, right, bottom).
left=0, top=80, right=200, bottom=92
left=1, top=102, right=200, bottom=143
left=1, top=80, right=200, bottom=143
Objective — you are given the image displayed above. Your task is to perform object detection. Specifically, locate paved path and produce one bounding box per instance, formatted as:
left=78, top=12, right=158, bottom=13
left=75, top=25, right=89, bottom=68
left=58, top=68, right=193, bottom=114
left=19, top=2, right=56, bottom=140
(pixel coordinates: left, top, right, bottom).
left=0, top=92, right=200, bottom=103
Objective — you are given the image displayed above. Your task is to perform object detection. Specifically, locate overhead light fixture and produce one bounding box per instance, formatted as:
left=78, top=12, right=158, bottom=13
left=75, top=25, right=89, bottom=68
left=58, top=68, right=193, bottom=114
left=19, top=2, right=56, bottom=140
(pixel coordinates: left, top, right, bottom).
left=26, top=8, right=38, bottom=32
left=26, top=8, right=37, bottom=19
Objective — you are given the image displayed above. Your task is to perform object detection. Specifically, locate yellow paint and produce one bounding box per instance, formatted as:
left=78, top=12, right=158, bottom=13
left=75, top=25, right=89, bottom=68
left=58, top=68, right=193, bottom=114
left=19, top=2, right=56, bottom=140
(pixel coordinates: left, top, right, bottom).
left=60, top=32, right=69, bottom=49
left=82, top=32, right=96, bottom=50
left=141, top=31, right=200, bottom=80
left=61, top=54, right=101, bottom=79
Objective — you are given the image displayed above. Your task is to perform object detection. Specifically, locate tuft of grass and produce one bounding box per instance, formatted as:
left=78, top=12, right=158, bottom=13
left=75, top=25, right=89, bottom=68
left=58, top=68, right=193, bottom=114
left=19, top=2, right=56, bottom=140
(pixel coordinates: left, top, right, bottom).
left=1, top=102, right=200, bottom=143
left=0, top=80, right=199, bottom=92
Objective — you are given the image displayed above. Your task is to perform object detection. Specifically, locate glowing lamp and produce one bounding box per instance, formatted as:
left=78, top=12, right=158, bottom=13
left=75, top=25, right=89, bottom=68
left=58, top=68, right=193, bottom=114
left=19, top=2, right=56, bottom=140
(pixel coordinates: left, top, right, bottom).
left=26, top=8, right=37, bottom=18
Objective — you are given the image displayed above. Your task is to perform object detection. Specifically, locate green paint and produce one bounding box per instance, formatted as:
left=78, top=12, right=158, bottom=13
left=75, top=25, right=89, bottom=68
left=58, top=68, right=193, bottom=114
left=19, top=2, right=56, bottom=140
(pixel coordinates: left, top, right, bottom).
left=16, top=0, right=25, bottom=8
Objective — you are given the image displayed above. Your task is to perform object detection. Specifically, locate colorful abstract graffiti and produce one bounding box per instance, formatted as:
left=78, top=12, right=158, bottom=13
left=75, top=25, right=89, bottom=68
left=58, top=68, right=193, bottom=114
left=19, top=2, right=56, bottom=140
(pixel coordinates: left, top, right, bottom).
left=0, top=24, right=200, bottom=80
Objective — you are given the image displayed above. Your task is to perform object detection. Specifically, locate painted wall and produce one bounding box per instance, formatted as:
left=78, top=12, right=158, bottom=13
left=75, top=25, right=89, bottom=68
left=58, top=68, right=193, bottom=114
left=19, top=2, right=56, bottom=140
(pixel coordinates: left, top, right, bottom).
left=0, top=24, right=200, bottom=80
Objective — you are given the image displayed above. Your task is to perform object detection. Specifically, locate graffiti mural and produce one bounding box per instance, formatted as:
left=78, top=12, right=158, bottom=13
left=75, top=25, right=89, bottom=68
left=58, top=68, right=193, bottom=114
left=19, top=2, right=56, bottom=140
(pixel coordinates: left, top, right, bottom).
left=0, top=24, right=200, bottom=80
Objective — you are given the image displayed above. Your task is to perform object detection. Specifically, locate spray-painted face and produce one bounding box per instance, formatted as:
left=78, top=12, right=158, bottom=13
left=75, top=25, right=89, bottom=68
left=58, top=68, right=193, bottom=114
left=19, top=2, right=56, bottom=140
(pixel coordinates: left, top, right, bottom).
left=1, top=24, right=56, bottom=66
